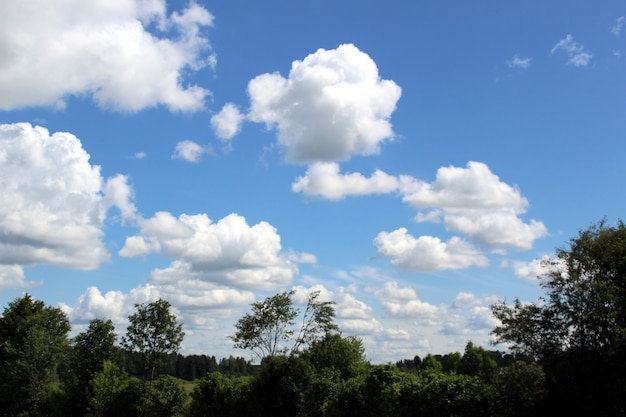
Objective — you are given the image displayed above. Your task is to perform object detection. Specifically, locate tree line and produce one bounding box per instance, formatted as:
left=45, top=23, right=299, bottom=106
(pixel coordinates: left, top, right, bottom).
left=1, top=219, right=625, bottom=416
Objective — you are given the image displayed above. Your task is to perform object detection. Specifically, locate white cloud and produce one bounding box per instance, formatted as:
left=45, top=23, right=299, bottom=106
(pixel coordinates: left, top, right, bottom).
left=371, top=282, right=439, bottom=318
left=120, top=212, right=297, bottom=290
left=246, top=43, right=401, bottom=163
left=0, top=123, right=135, bottom=270
left=506, top=54, right=532, bottom=69
left=103, top=174, right=138, bottom=222
left=0, top=265, right=42, bottom=291
left=292, top=162, right=399, bottom=199
left=172, top=140, right=211, bottom=162
left=0, top=0, right=214, bottom=111
left=63, top=285, right=161, bottom=324
left=513, top=255, right=565, bottom=281
left=611, top=16, right=625, bottom=37
left=211, top=103, right=245, bottom=141
left=400, top=161, right=547, bottom=250
left=374, top=229, right=489, bottom=271
left=551, top=34, right=592, bottom=67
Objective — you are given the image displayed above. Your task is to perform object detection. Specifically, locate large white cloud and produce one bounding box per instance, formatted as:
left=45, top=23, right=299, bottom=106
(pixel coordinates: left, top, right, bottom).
left=120, top=211, right=297, bottom=290
left=246, top=43, right=401, bottom=163
left=0, top=0, right=214, bottom=111
left=374, top=229, right=489, bottom=271
left=0, top=123, right=136, bottom=278
left=400, top=161, right=547, bottom=250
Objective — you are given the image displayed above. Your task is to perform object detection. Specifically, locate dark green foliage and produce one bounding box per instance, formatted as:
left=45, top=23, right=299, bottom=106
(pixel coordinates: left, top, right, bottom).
left=142, top=375, right=188, bottom=417
left=248, top=355, right=314, bottom=417
left=302, top=333, right=367, bottom=381
left=188, top=372, right=250, bottom=417
left=492, top=219, right=626, bottom=414
left=0, top=294, right=70, bottom=416
left=493, top=361, right=546, bottom=417
left=459, top=341, right=497, bottom=382
left=62, top=318, right=120, bottom=416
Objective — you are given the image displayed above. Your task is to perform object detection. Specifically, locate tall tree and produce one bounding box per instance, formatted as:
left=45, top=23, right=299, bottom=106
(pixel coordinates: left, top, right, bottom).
left=491, top=219, right=626, bottom=414
left=0, top=294, right=71, bottom=415
left=63, top=318, right=119, bottom=416
left=121, top=299, right=184, bottom=387
left=231, top=290, right=338, bottom=360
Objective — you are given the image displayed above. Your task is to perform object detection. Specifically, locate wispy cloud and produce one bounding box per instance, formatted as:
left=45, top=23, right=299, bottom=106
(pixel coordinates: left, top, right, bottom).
left=506, top=54, right=532, bottom=69
left=551, top=34, right=592, bottom=67
left=611, top=16, right=625, bottom=37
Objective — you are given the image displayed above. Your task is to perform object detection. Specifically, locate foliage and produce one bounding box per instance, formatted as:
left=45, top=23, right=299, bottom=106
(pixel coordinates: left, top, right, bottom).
left=89, top=360, right=142, bottom=417
left=302, top=333, right=367, bottom=381
left=231, top=290, right=338, bottom=360
left=188, top=372, right=250, bottom=417
left=248, top=355, right=314, bottom=417
left=62, top=318, right=120, bottom=416
left=491, top=219, right=626, bottom=414
left=121, top=299, right=185, bottom=384
left=142, top=375, right=188, bottom=417
left=0, top=294, right=71, bottom=416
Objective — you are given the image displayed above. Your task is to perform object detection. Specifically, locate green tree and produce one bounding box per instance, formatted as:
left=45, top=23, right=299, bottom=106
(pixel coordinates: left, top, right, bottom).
left=89, top=360, right=143, bottom=417
left=491, top=219, right=626, bottom=414
left=62, top=318, right=119, bottom=416
left=142, top=375, right=188, bottom=417
left=121, top=299, right=184, bottom=387
left=303, top=333, right=367, bottom=381
left=0, top=294, right=71, bottom=416
left=231, top=290, right=338, bottom=360
left=459, top=341, right=497, bottom=382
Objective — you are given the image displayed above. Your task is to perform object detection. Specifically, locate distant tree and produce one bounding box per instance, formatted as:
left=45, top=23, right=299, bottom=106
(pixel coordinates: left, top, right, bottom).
left=231, top=290, right=338, bottom=360
left=121, top=299, right=184, bottom=388
left=459, top=341, right=497, bottom=382
left=419, top=354, right=443, bottom=372
left=0, top=294, right=71, bottom=415
left=491, top=219, right=626, bottom=414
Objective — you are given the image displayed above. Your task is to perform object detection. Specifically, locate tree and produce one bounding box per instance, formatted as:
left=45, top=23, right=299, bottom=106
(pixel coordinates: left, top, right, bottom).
left=0, top=294, right=71, bottom=415
left=62, top=318, right=119, bottom=416
left=303, top=333, right=367, bottom=381
left=231, top=290, right=338, bottom=360
left=491, top=219, right=626, bottom=414
left=121, top=299, right=184, bottom=387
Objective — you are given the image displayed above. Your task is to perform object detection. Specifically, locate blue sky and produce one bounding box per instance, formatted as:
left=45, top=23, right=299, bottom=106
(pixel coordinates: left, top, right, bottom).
left=1, top=0, right=625, bottom=363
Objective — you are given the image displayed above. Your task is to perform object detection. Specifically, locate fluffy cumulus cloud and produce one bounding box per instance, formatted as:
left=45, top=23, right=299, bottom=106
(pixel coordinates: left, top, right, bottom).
left=400, top=161, right=547, bottom=250
left=374, top=229, right=489, bottom=272
left=0, top=123, right=136, bottom=285
left=371, top=281, right=439, bottom=317
left=292, top=162, right=399, bottom=199
left=246, top=43, right=402, bottom=163
left=62, top=285, right=161, bottom=324
left=0, top=0, right=214, bottom=111
left=120, top=211, right=297, bottom=290
left=211, top=103, right=245, bottom=141
left=551, top=34, right=592, bottom=67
